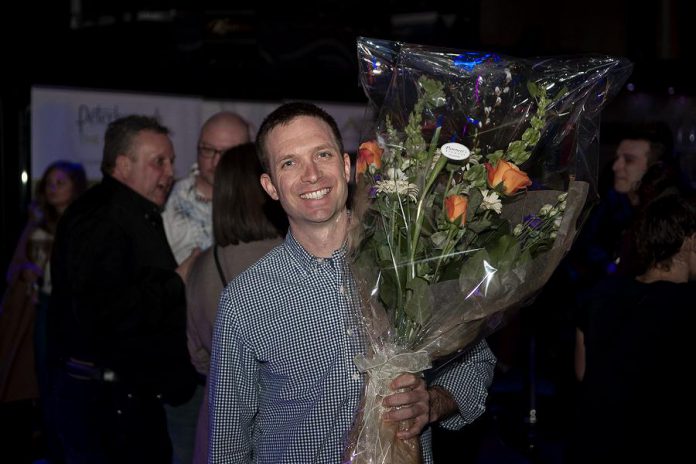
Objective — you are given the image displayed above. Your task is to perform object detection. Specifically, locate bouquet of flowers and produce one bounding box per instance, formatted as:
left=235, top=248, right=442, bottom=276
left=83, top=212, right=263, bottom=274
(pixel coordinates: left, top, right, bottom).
left=343, top=37, right=632, bottom=463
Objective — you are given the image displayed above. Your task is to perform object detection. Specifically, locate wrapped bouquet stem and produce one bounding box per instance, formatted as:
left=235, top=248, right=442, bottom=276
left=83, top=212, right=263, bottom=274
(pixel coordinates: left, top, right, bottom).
left=344, top=37, right=632, bottom=463
left=348, top=349, right=431, bottom=464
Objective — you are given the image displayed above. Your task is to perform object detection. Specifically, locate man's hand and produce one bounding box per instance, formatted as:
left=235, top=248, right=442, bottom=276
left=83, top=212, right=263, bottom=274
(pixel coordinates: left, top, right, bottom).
left=381, top=373, right=429, bottom=439
left=382, top=374, right=459, bottom=440
left=175, top=247, right=201, bottom=283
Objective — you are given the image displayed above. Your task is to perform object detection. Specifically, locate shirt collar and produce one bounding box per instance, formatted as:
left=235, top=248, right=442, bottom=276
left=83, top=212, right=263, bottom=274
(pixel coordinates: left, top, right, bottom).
left=284, top=230, right=348, bottom=270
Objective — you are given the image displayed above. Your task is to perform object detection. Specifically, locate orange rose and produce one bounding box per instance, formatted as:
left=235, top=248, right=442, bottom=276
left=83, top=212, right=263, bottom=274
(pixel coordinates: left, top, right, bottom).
left=444, top=194, right=468, bottom=226
left=356, top=141, right=383, bottom=176
left=485, top=160, right=532, bottom=195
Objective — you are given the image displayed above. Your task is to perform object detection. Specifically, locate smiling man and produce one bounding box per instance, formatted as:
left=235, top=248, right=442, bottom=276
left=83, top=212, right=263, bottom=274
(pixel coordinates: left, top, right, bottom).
left=48, top=115, right=200, bottom=463
left=208, top=103, right=495, bottom=463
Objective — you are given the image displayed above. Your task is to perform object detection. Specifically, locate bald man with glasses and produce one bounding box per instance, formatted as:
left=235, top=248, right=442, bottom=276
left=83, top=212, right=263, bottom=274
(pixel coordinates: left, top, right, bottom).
left=163, top=111, right=250, bottom=265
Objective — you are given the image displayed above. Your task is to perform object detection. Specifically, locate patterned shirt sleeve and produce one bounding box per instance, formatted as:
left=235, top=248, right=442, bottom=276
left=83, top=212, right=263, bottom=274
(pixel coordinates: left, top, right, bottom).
left=208, top=285, right=259, bottom=463
left=430, top=339, right=496, bottom=430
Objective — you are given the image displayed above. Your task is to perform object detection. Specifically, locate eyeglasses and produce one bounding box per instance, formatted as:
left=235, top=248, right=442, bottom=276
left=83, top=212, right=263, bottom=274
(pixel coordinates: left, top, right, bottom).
left=198, top=144, right=225, bottom=159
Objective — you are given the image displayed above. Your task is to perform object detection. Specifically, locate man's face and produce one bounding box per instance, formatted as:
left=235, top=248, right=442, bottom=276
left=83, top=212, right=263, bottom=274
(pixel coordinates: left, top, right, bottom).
left=118, top=130, right=175, bottom=207
left=197, top=122, right=249, bottom=187
left=612, top=139, right=650, bottom=194
left=260, top=116, right=350, bottom=232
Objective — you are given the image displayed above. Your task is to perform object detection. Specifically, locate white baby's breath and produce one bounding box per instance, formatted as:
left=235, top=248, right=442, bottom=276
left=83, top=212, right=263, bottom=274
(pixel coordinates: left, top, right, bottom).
left=539, top=204, right=553, bottom=216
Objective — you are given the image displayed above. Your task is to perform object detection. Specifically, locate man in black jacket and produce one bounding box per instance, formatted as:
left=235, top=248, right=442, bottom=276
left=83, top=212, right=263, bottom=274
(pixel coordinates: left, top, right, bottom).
left=48, top=115, right=199, bottom=463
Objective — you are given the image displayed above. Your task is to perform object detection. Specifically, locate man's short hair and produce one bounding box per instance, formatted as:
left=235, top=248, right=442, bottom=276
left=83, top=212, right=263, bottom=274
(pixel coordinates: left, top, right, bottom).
left=635, top=193, right=696, bottom=272
left=255, top=102, right=344, bottom=172
left=101, top=115, right=170, bottom=175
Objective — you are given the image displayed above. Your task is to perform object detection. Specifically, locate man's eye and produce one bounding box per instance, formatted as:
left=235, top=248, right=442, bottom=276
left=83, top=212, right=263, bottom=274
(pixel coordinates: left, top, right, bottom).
left=281, top=159, right=294, bottom=168
left=318, top=151, right=332, bottom=159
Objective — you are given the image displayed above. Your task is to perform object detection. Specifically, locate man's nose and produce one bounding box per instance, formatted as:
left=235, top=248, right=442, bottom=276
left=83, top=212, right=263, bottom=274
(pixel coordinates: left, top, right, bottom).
left=302, top=161, right=320, bottom=183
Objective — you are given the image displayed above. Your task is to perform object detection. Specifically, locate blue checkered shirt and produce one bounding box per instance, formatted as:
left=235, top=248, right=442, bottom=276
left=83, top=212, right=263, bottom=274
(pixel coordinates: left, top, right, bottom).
left=208, top=232, right=495, bottom=463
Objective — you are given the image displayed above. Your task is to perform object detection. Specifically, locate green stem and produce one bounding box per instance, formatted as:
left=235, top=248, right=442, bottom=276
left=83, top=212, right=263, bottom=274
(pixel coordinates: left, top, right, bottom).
left=409, top=128, right=445, bottom=280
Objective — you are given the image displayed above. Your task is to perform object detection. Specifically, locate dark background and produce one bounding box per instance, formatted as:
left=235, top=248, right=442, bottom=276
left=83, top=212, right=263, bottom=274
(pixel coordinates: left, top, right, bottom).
left=2, top=0, right=695, bottom=290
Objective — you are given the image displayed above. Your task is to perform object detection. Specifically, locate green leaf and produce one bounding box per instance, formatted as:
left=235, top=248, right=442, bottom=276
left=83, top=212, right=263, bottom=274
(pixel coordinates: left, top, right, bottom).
left=405, top=277, right=431, bottom=325
left=521, top=127, right=540, bottom=146
left=379, top=268, right=399, bottom=310
left=527, top=81, right=540, bottom=99
left=431, top=231, right=449, bottom=249
left=466, top=188, right=483, bottom=222
left=463, top=164, right=487, bottom=189
left=466, top=217, right=494, bottom=234
left=487, top=150, right=505, bottom=165
left=459, top=248, right=492, bottom=295
left=419, top=76, right=446, bottom=108
left=488, top=234, right=521, bottom=273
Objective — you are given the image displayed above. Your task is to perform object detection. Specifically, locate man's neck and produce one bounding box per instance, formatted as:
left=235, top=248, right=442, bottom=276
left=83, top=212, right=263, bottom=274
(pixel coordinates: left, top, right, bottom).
left=290, top=209, right=350, bottom=258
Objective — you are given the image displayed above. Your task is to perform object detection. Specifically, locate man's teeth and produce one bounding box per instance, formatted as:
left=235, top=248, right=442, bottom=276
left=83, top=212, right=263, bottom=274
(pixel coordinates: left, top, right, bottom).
left=301, top=188, right=330, bottom=200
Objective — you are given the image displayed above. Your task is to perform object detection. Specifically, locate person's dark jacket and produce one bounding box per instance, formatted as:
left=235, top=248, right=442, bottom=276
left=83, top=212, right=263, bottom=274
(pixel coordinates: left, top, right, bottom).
left=48, top=175, right=196, bottom=405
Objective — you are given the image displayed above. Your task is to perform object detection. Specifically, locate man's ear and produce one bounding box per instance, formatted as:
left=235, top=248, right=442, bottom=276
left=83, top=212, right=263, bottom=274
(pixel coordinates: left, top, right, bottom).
left=260, top=173, right=279, bottom=200
left=113, top=155, right=132, bottom=179
left=343, top=153, right=351, bottom=183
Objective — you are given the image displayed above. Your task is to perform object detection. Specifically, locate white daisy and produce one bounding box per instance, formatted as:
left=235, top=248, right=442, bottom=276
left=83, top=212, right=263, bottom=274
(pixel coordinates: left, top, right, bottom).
left=480, top=189, right=502, bottom=214
left=375, top=179, right=419, bottom=202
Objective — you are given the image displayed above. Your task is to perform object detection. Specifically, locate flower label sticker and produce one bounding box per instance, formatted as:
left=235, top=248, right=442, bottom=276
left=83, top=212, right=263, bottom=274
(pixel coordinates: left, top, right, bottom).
left=441, top=142, right=470, bottom=161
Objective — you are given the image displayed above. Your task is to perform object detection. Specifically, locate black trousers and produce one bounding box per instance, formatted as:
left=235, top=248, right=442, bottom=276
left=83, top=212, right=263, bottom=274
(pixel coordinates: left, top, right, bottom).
left=51, top=369, right=172, bottom=464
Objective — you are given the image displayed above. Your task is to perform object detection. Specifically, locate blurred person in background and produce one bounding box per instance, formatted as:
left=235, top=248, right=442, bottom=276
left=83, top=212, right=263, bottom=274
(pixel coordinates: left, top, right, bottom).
left=163, top=111, right=250, bottom=265
left=1, top=160, right=87, bottom=463
left=572, top=192, right=696, bottom=462
left=48, top=115, right=199, bottom=463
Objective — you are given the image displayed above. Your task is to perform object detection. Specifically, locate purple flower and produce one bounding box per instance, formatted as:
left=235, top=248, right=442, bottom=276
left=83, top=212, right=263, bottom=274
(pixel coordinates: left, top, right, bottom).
left=369, top=186, right=378, bottom=198
left=523, top=214, right=542, bottom=229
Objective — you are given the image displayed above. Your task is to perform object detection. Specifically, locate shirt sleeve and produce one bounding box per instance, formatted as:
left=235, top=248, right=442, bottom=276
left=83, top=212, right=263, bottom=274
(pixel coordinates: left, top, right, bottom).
left=429, top=339, right=496, bottom=430
left=208, top=286, right=259, bottom=463
left=162, top=200, right=193, bottom=265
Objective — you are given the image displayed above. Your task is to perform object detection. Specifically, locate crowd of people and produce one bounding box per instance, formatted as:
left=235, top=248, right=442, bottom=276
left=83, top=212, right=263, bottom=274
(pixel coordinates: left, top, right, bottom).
left=1, top=104, right=694, bottom=464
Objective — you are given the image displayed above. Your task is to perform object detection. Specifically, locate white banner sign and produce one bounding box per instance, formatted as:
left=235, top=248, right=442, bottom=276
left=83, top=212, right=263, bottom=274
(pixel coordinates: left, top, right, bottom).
left=32, top=87, right=372, bottom=183
left=31, top=87, right=202, bottom=181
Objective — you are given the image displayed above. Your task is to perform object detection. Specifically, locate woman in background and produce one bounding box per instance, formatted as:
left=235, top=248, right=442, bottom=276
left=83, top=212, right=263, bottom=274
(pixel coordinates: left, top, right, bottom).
left=185, top=142, right=285, bottom=464
left=0, top=160, right=87, bottom=463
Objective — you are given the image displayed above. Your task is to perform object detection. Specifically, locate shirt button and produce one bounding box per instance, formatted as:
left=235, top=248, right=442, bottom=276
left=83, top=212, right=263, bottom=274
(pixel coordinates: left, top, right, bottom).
left=339, top=285, right=345, bottom=294
left=351, top=372, right=361, bottom=381
left=346, top=328, right=353, bottom=336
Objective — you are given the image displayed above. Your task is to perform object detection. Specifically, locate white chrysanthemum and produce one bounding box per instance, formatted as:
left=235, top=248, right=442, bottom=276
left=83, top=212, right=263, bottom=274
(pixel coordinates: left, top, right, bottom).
left=539, top=204, right=553, bottom=216
left=513, top=223, right=524, bottom=236
left=553, top=217, right=562, bottom=229
left=557, top=192, right=568, bottom=202
left=480, top=189, right=502, bottom=214
left=375, top=179, right=419, bottom=202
